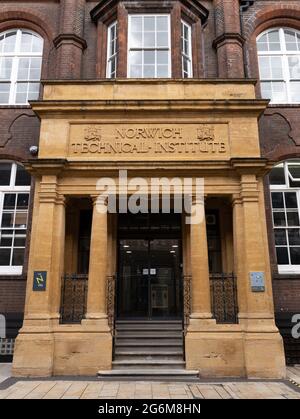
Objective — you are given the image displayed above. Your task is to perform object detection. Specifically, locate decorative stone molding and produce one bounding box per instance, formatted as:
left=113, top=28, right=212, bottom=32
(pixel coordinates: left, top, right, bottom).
left=53, top=33, right=87, bottom=51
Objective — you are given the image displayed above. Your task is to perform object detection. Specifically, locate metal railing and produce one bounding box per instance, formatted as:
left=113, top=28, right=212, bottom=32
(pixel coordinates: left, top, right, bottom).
left=60, top=274, right=88, bottom=324
left=210, top=273, right=238, bottom=324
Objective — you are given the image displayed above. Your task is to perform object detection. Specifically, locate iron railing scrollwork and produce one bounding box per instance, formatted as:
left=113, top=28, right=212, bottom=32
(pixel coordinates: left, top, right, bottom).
left=183, top=275, right=192, bottom=335
left=106, top=274, right=116, bottom=334
left=60, top=274, right=88, bottom=324
left=210, top=273, right=238, bottom=324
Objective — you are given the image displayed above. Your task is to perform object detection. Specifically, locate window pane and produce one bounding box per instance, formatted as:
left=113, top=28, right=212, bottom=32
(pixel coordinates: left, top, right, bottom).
left=0, top=58, right=13, bottom=80
left=144, top=65, right=155, bottom=78
left=272, top=81, right=287, bottom=103
left=144, top=32, right=155, bottom=48
left=287, top=211, right=300, bottom=226
left=157, top=50, right=168, bottom=65
left=12, top=248, right=24, bottom=266
left=14, top=236, right=26, bottom=247
left=144, top=17, right=155, bottom=32
left=15, top=165, right=31, bottom=186
left=130, top=65, right=142, bottom=78
left=3, top=32, right=16, bottom=53
left=290, top=247, right=300, bottom=264
left=144, top=50, right=155, bottom=65
left=258, top=56, right=271, bottom=79
left=285, top=30, right=298, bottom=51
left=14, top=212, right=27, bottom=228
left=15, top=82, right=28, bottom=104
left=289, top=163, right=300, bottom=178
left=157, top=65, right=168, bottom=78
left=130, top=32, right=142, bottom=48
left=0, top=82, right=10, bottom=104
left=271, top=57, right=283, bottom=79
left=270, top=166, right=285, bottom=185
left=260, top=81, right=272, bottom=99
left=0, top=163, right=12, bottom=185
left=129, top=51, right=142, bottom=65
left=17, top=58, right=30, bottom=80
left=274, top=229, right=287, bottom=245
left=156, top=16, right=168, bottom=31
left=3, top=194, right=16, bottom=210
left=273, top=212, right=286, bottom=226
left=31, top=35, right=43, bottom=53
left=17, top=194, right=29, bottom=209
left=0, top=248, right=11, bottom=265
left=0, top=236, right=12, bottom=247
left=1, top=213, right=14, bottom=228
left=288, top=56, right=300, bottom=79
left=288, top=229, right=300, bottom=245
left=131, top=17, right=142, bottom=32
left=156, top=32, right=168, bottom=48
left=276, top=247, right=289, bottom=264
left=272, top=192, right=284, bottom=209
left=29, top=57, right=42, bottom=80
left=285, top=192, right=298, bottom=208
left=290, top=82, right=300, bottom=103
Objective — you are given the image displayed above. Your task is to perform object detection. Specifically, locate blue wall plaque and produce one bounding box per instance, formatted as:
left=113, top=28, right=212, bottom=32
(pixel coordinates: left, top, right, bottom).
left=250, top=272, right=265, bottom=292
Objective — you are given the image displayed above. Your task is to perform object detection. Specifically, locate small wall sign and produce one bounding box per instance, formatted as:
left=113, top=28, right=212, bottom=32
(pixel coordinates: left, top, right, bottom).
left=250, top=272, right=265, bottom=292
left=33, top=271, right=47, bottom=291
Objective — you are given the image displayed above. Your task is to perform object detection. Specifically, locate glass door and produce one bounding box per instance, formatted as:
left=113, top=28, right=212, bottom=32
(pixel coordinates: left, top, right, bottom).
left=117, top=237, right=182, bottom=319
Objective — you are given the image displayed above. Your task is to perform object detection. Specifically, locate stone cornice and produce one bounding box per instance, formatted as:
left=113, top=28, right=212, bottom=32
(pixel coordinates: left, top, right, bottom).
left=53, top=34, right=87, bottom=50
left=29, top=99, right=269, bottom=117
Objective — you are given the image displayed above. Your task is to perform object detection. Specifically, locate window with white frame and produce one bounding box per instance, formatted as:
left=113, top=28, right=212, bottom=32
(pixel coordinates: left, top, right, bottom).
left=0, top=29, right=43, bottom=105
left=107, top=21, right=118, bottom=78
left=181, top=20, right=192, bottom=78
left=128, top=15, right=171, bottom=78
left=257, top=28, right=300, bottom=104
left=0, top=162, right=31, bottom=275
left=270, top=161, right=300, bottom=273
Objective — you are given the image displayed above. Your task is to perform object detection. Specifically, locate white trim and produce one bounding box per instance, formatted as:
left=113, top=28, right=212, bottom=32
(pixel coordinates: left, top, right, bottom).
left=257, top=27, right=300, bottom=104
left=278, top=265, right=300, bottom=274
left=0, top=162, right=30, bottom=274
left=0, top=29, right=43, bottom=105
left=106, top=21, right=118, bottom=78
left=127, top=14, right=171, bottom=78
left=181, top=20, right=193, bottom=78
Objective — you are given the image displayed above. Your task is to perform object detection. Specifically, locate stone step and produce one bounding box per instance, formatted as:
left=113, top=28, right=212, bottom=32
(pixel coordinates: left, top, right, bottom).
left=112, top=360, right=186, bottom=370
left=115, top=332, right=183, bottom=338
left=115, top=320, right=182, bottom=326
left=98, top=369, right=199, bottom=378
left=115, top=339, right=183, bottom=350
left=116, top=324, right=183, bottom=331
left=115, top=349, right=183, bottom=356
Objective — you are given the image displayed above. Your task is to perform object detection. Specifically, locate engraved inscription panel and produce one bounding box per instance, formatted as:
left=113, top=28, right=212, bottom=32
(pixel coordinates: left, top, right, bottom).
left=68, top=123, right=230, bottom=160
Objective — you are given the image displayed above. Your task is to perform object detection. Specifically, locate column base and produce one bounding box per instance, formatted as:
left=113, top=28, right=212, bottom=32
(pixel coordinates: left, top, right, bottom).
left=12, top=320, right=113, bottom=377
left=185, top=322, right=286, bottom=379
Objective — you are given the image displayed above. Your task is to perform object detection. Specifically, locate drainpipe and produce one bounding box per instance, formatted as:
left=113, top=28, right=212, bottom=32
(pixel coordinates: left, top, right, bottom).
left=239, top=0, right=255, bottom=78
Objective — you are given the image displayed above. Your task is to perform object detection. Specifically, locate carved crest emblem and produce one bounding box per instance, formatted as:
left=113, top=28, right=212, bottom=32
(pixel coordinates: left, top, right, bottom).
left=197, top=125, right=215, bottom=141
left=84, top=126, right=102, bottom=141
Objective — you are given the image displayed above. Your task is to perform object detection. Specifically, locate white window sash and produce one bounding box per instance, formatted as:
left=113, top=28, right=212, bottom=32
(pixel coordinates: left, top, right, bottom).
left=0, top=29, right=43, bottom=105
left=181, top=20, right=193, bottom=78
left=257, top=27, right=300, bottom=104
left=127, top=14, right=171, bottom=78
left=106, top=21, right=118, bottom=78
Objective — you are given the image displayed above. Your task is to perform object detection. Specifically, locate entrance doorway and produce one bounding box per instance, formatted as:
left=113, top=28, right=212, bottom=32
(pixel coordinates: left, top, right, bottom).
left=117, top=213, right=183, bottom=319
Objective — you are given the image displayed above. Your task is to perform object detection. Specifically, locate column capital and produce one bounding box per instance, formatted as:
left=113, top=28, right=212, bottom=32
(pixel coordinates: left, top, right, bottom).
left=91, top=194, right=108, bottom=206
left=191, top=194, right=207, bottom=206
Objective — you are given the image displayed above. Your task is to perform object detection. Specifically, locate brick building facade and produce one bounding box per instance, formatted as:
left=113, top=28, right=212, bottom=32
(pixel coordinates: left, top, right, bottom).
left=0, top=0, right=299, bottom=375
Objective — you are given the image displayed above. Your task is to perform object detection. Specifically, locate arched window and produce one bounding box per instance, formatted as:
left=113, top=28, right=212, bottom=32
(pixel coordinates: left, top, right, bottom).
left=257, top=28, right=300, bottom=104
left=270, top=160, right=300, bottom=273
left=0, top=29, right=43, bottom=105
left=0, top=162, right=31, bottom=274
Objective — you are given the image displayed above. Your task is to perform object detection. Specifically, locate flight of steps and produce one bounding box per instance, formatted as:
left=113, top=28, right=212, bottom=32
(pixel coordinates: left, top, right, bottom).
left=98, top=320, right=199, bottom=378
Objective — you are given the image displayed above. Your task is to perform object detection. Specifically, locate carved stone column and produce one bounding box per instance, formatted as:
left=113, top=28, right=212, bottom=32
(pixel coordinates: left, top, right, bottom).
left=189, top=196, right=214, bottom=324
left=85, top=195, right=108, bottom=322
